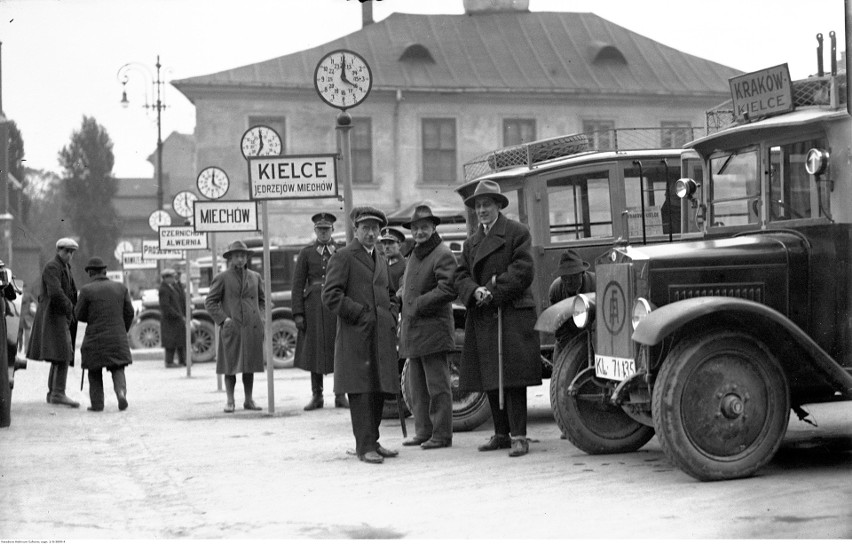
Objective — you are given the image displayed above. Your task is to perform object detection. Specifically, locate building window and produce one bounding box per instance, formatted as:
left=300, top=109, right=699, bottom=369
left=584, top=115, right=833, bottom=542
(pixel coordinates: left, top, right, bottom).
left=422, top=118, right=457, bottom=182
left=503, top=119, right=536, bottom=146
left=582, top=120, right=615, bottom=151
left=352, top=117, right=373, bottom=184
left=248, top=116, right=286, bottom=150
left=661, top=121, right=693, bottom=148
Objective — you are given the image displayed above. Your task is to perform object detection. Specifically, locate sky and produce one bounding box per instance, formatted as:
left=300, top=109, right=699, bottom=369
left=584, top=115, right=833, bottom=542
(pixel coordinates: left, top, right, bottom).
left=1, top=0, right=847, bottom=179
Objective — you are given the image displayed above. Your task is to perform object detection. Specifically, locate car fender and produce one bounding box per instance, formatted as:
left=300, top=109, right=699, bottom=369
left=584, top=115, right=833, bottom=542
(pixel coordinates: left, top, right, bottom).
left=633, top=296, right=852, bottom=398
left=534, top=296, right=576, bottom=333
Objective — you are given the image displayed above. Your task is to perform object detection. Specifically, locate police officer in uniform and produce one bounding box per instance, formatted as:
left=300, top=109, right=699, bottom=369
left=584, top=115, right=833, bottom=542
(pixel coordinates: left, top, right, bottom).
left=379, top=227, right=406, bottom=294
left=293, top=212, right=348, bottom=410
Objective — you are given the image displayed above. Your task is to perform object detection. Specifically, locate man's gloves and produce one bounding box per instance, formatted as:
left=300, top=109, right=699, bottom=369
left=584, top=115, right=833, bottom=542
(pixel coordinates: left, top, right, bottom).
left=294, top=315, right=306, bottom=332
left=473, top=286, right=493, bottom=307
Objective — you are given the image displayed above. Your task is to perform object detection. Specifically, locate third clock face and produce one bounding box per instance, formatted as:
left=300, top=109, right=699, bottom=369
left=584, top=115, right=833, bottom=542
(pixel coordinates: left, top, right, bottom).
left=241, top=126, right=282, bottom=159
left=172, top=190, right=197, bottom=218
left=196, top=166, right=230, bottom=200
left=314, top=49, right=372, bottom=110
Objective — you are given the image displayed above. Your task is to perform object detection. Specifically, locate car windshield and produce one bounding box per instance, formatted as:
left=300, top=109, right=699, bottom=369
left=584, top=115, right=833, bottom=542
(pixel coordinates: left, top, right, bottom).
left=709, top=148, right=760, bottom=227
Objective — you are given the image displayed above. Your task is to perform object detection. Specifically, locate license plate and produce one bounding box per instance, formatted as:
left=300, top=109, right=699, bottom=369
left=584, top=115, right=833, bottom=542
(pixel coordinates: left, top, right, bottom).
left=594, top=355, right=636, bottom=382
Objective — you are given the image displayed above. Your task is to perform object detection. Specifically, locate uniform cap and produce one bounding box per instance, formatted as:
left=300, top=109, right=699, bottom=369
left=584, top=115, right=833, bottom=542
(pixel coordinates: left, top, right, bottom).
left=378, top=227, right=405, bottom=243
left=350, top=206, right=387, bottom=228
left=312, top=212, right=337, bottom=228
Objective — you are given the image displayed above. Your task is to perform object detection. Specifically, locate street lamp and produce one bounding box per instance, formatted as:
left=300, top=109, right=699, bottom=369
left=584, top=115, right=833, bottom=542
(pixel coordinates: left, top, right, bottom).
left=117, top=55, right=167, bottom=215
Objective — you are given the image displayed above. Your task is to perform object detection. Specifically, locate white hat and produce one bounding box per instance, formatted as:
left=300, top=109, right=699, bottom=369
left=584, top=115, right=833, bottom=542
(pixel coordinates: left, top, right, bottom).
left=56, top=238, right=79, bottom=251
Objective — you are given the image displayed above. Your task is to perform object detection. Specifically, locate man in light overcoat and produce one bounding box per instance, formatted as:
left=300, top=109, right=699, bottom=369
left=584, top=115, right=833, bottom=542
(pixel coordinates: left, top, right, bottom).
left=205, top=240, right=266, bottom=413
left=454, top=180, right=542, bottom=457
left=322, top=206, right=400, bottom=464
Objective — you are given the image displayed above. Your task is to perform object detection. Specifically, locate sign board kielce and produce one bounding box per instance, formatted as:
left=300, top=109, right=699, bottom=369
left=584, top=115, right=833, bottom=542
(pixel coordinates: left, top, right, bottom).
left=158, top=226, right=208, bottom=251
left=247, top=154, right=338, bottom=200
left=193, top=200, right=259, bottom=232
left=142, top=240, right=183, bottom=260
left=122, top=252, right=157, bottom=270
left=729, top=64, right=793, bottom=121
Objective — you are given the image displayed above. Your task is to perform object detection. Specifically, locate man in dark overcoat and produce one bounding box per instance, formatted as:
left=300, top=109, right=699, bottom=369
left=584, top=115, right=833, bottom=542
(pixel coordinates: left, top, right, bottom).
left=454, top=180, right=542, bottom=457
left=205, top=240, right=266, bottom=413
left=548, top=249, right=597, bottom=348
left=379, top=227, right=406, bottom=294
left=158, top=268, right=186, bottom=368
left=398, top=205, right=457, bottom=449
left=293, top=212, right=347, bottom=411
left=75, top=257, right=134, bottom=411
left=27, top=237, right=81, bottom=408
left=322, top=206, right=400, bottom=464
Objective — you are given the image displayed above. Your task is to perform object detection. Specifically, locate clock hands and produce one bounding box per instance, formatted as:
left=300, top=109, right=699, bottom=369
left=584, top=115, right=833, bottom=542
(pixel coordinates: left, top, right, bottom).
left=340, top=53, right=353, bottom=85
left=257, top=131, right=264, bottom=154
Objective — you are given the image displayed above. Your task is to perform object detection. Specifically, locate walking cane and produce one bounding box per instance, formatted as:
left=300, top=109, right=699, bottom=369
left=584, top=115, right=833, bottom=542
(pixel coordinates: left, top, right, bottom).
left=494, top=274, right=504, bottom=410
left=397, top=393, right=408, bottom=437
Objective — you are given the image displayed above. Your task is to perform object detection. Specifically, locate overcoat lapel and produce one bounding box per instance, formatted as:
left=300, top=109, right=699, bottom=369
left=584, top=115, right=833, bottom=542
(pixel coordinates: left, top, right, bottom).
left=472, top=213, right=507, bottom=275
left=352, top=241, right=375, bottom=273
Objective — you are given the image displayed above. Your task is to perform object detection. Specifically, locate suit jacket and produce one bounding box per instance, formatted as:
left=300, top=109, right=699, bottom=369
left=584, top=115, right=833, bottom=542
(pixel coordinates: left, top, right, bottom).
left=205, top=266, right=266, bottom=375
left=27, top=255, right=78, bottom=364
left=454, top=213, right=542, bottom=391
left=76, top=277, right=134, bottom=369
left=321, top=240, right=399, bottom=394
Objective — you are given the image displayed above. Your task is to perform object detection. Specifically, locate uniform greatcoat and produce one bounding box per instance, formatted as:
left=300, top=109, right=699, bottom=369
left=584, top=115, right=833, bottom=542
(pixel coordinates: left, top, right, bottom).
left=321, top=240, right=400, bottom=395
left=158, top=280, right=186, bottom=350
left=205, top=267, right=266, bottom=375
left=454, top=213, right=542, bottom=392
left=387, top=257, right=406, bottom=295
left=27, top=255, right=78, bottom=365
left=398, top=235, right=457, bottom=359
left=292, top=241, right=340, bottom=375
left=75, top=277, right=134, bottom=370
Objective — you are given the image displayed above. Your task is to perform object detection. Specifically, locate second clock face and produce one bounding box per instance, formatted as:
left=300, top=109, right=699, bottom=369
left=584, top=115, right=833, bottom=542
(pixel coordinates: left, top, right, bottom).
left=148, top=210, right=171, bottom=232
left=196, top=166, right=230, bottom=199
left=241, top=126, right=282, bottom=159
left=172, top=190, right=198, bottom=218
left=314, top=49, right=372, bottom=110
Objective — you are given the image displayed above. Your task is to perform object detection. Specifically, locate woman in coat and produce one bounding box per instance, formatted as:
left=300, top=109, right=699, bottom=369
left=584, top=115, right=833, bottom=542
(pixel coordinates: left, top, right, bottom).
left=205, top=240, right=266, bottom=413
left=454, top=180, right=542, bottom=457
left=398, top=205, right=457, bottom=449
left=158, top=268, right=186, bottom=368
left=75, top=257, right=134, bottom=411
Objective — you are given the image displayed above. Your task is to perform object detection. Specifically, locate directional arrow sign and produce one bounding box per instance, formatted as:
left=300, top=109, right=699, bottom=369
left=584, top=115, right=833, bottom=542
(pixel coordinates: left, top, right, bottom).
left=248, top=154, right=338, bottom=200
left=193, top=200, right=259, bottom=232
left=158, top=226, right=208, bottom=251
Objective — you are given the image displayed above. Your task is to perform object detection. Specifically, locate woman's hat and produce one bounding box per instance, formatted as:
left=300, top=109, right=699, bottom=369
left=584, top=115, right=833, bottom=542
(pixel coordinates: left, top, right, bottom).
left=223, top=240, right=253, bottom=259
left=556, top=249, right=589, bottom=276
left=402, top=204, right=442, bottom=229
left=84, top=256, right=108, bottom=271
left=463, top=179, right=509, bottom=210
left=350, top=206, right=388, bottom=228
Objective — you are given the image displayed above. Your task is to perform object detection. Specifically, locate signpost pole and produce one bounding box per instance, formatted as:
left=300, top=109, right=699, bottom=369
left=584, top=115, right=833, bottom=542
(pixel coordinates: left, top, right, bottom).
left=211, top=233, right=221, bottom=391
left=184, top=250, right=192, bottom=377
left=336, top=112, right=354, bottom=243
left=262, top=202, right=275, bottom=414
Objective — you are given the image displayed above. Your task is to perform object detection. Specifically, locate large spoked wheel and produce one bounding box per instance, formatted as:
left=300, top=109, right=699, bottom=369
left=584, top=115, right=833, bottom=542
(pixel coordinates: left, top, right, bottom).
left=191, top=320, right=216, bottom=362
left=129, top=318, right=161, bottom=349
left=271, top=319, right=297, bottom=369
left=551, top=334, right=654, bottom=454
left=448, top=351, right=491, bottom=432
left=652, top=330, right=790, bottom=481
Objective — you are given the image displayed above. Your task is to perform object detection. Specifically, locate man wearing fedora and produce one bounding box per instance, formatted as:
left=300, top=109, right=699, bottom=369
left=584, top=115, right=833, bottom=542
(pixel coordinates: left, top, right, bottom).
left=322, top=206, right=400, bottom=464
left=549, top=249, right=596, bottom=307
left=75, top=256, right=134, bottom=411
left=158, top=267, right=186, bottom=368
left=205, top=240, right=266, bottom=413
left=454, top=180, right=542, bottom=457
left=398, top=204, right=457, bottom=449
left=28, top=237, right=81, bottom=408
left=378, top=226, right=406, bottom=294
left=293, top=212, right=347, bottom=411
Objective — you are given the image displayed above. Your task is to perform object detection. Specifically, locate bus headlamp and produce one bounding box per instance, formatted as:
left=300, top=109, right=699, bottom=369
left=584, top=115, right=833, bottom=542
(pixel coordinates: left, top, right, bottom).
left=631, top=298, right=653, bottom=329
left=572, top=293, right=595, bottom=329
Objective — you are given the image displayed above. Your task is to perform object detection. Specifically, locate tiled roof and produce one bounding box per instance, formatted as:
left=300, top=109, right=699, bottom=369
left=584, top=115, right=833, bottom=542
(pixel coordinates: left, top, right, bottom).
left=173, top=11, right=740, bottom=97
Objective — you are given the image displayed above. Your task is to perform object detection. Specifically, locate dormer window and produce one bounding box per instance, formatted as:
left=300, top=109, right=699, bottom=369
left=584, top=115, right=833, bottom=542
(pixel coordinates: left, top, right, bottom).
left=592, top=44, right=627, bottom=65
left=400, top=44, right=435, bottom=63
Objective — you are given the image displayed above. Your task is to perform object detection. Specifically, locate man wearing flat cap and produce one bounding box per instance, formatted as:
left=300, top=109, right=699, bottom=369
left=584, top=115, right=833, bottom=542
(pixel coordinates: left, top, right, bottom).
left=454, top=179, right=542, bottom=458
left=378, top=227, right=406, bottom=294
left=322, top=206, right=401, bottom=464
left=158, top=268, right=187, bottom=368
left=75, top=256, right=134, bottom=411
left=28, top=237, right=81, bottom=408
left=205, top=240, right=266, bottom=413
left=293, top=212, right=347, bottom=411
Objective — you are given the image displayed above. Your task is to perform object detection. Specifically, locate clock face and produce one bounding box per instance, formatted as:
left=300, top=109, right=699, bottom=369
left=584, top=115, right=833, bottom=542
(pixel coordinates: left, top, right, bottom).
left=196, top=166, right=230, bottom=200
left=314, top=49, right=372, bottom=110
left=148, top=210, right=172, bottom=232
left=172, top=190, right=198, bottom=218
left=241, top=125, right=282, bottom=159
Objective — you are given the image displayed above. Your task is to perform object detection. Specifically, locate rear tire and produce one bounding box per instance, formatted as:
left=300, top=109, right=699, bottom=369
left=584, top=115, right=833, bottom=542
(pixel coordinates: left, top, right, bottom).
left=271, top=319, right=297, bottom=369
left=129, top=318, right=161, bottom=349
left=190, top=320, right=215, bottom=362
left=652, top=330, right=790, bottom=481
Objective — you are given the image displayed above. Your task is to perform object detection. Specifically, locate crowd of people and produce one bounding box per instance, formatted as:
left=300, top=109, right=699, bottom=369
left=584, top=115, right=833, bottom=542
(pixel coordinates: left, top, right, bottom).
left=23, top=179, right=596, bottom=464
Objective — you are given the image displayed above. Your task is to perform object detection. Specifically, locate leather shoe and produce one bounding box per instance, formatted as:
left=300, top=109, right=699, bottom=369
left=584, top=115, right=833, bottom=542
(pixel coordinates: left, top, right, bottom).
left=403, top=436, right=429, bottom=446
left=375, top=444, right=398, bottom=458
left=224, top=402, right=235, bottom=413
left=87, top=406, right=104, bottom=412
left=303, top=395, right=324, bottom=411
left=50, top=393, right=80, bottom=409
left=117, top=390, right=128, bottom=411
left=508, top=436, right=529, bottom=457
left=357, top=451, right=384, bottom=464
left=421, top=438, right=452, bottom=449
left=478, top=434, right=511, bottom=451
left=244, top=400, right=261, bottom=411
left=165, top=363, right=180, bottom=369
left=334, top=394, right=349, bottom=409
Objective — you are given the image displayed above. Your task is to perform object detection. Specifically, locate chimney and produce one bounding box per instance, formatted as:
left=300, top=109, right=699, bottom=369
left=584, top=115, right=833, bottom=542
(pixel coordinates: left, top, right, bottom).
left=362, top=2, right=374, bottom=27
left=463, top=0, right=529, bottom=14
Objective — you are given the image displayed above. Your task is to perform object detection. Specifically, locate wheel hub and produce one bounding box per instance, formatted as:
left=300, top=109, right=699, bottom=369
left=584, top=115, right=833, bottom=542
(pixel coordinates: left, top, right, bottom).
left=720, top=393, right=744, bottom=419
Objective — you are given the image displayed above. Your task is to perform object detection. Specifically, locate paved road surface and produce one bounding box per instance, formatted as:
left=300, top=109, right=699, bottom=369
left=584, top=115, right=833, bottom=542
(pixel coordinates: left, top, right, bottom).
left=2, top=349, right=851, bottom=540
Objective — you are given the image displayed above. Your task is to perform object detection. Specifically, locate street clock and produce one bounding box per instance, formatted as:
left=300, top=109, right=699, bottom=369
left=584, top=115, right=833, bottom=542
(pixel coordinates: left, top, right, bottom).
left=148, top=209, right=171, bottom=232
left=172, top=190, right=198, bottom=218
left=314, top=49, right=372, bottom=110
left=196, top=166, right=230, bottom=200
left=241, top=125, right=282, bottom=159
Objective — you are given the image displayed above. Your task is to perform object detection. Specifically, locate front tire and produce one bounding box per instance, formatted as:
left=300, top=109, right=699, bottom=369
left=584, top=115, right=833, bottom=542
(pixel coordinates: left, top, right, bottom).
left=550, top=333, right=654, bottom=454
left=129, top=318, right=161, bottom=349
left=652, top=330, right=790, bottom=481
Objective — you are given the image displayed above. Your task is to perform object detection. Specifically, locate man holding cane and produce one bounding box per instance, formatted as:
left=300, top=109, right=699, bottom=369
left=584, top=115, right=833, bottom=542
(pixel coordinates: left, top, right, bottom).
left=454, top=180, right=541, bottom=457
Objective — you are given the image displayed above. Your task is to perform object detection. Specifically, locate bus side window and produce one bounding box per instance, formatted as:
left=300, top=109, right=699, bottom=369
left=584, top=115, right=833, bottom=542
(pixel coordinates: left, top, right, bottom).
left=547, top=170, right=613, bottom=243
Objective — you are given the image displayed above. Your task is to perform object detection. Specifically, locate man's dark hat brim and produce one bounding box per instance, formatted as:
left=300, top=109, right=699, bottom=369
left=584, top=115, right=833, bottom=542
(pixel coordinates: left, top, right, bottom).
left=84, top=256, right=108, bottom=271
left=223, top=241, right=253, bottom=259
left=402, top=205, right=442, bottom=229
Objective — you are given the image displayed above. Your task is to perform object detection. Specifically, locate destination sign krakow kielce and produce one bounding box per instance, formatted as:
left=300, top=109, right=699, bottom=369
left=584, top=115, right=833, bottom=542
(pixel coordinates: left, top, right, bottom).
left=158, top=226, right=209, bottom=251
left=193, top=200, right=259, bottom=232
left=729, top=64, right=793, bottom=120
left=248, top=155, right=338, bottom=200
